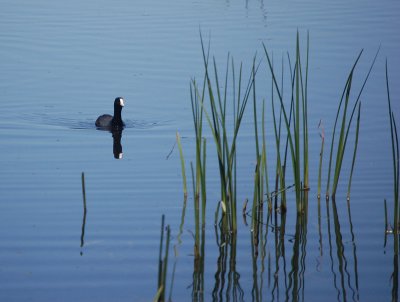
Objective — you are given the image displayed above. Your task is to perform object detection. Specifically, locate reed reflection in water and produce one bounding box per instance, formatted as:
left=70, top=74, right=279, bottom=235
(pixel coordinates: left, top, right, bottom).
left=327, top=198, right=359, bottom=301
left=80, top=172, right=88, bottom=256
left=212, top=226, right=244, bottom=302
left=159, top=190, right=366, bottom=301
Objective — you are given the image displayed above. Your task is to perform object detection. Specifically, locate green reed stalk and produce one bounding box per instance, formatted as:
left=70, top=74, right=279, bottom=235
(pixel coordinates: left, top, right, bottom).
left=162, top=225, right=170, bottom=302
left=317, top=121, right=325, bottom=199
left=176, top=132, right=187, bottom=198
left=251, top=155, right=261, bottom=232
left=157, top=215, right=165, bottom=291
left=201, top=139, right=207, bottom=229
left=81, top=172, right=87, bottom=210
left=190, top=59, right=208, bottom=258
left=384, top=199, right=388, bottom=232
left=190, top=162, right=200, bottom=258
left=251, top=58, right=260, bottom=229
left=232, top=58, right=238, bottom=218
left=347, top=103, right=361, bottom=200
left=271, top=80, right=282, bottom=207
left=384, top=199, right=388, bottom=248
left=190, top=78, right=206, bottom=203
left=261, top=98, right=270, bottom=207
left=303, top=32, right=310, bottom=190
left=253, top=57, right=260, bottom=160
left=386, top=60, right=399, bottom=255
left=270, top=54, right=287, bottom=210
left=294, top=33, right=301, bottom=208
left=80, top=172, right=87, bottom=251
left=153, top=287, right=163, bottom=302
left=156, top=215, right=170, bottom=302
left=393, top=116, right=399, bottom=255
left=251, top=66, right=269, bottom=231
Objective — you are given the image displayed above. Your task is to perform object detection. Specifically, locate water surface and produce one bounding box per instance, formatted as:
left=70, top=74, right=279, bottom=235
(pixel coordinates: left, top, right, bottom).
left=0, top=0, right=399, bottom=301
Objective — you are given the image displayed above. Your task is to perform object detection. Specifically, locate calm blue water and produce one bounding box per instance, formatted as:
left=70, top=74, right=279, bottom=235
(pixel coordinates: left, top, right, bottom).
left=1, top=0, right=399, bottom=301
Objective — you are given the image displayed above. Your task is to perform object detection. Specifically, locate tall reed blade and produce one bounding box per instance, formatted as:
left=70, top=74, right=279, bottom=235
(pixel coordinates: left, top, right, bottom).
left=326, top=51, right=363, bottom=199
left=176, top=132, right=187, bottom=198
left=80, top=172, right=87, bottom=252
left=270, top=55, right=288, bottom=210
left=385, top=60, right=399, bottom=255
left=261, top=98, right=270, bottom=207
left=161, top=225, right=171, bottom=302
left=328, top=47, right=379, bottom=199
left=157, top=215, right=165, bottom=291
left=81, top=172, right=87, bottom=210
left=303, top=32, right=310, bottom=190
left=190, top=62, right=207, bottom=254
left=155, top=215, right=171, bottom=302
left=347, top=103, right=361, bottom=200
left=317, top=121, right=325, bottom=199
left=331, top=71, right=354, bottom=199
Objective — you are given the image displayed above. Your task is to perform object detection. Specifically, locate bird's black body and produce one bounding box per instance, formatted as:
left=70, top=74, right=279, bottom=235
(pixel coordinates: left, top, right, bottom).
left=95, top=97, right=125, bottom=130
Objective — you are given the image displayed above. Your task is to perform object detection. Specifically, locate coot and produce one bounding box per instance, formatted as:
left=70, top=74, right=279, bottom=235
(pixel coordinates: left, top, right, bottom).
left=95, top=97, right=125, bottom=129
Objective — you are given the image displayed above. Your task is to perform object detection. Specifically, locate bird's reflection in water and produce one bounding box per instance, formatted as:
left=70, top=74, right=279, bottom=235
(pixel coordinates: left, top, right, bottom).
left=112, top=129, right=123, bottom=159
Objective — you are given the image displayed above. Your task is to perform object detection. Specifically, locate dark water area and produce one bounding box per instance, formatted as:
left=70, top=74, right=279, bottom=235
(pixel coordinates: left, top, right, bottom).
left=1, top=0, right=399, bottom=301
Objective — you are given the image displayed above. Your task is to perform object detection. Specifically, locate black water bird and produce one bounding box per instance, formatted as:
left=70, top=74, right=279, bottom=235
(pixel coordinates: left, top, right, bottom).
left=95, top=97, right=125, bottom=130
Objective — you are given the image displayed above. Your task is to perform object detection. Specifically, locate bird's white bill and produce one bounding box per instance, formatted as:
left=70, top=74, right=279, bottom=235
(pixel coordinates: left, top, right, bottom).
left=120, top=98, right=125, bottom=107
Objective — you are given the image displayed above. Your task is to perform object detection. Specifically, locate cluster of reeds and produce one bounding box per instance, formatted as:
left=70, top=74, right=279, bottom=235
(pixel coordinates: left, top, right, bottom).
left=168, top=31, right=400, bottom=301
left=176, top=133, right=188, bottom=199
left=176, top=33, right=385, bottom=250
left=262, top=31, right=310, bottom=214
left=180, top=31, right=381, bottom=243
left=154, top=215, right=171, bottom=302
left=325, top=49, right=379, bottom=200
left=188, top=34, right=256, bottom=234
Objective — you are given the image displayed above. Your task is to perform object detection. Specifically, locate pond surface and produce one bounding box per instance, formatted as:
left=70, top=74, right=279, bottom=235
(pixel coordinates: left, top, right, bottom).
left=1, top=0, right=399, bottom=301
